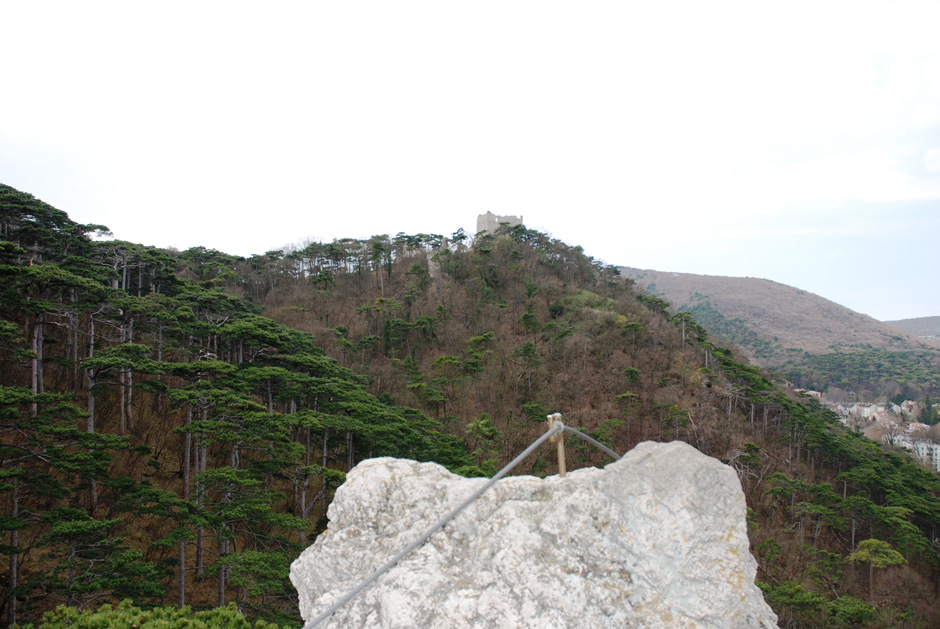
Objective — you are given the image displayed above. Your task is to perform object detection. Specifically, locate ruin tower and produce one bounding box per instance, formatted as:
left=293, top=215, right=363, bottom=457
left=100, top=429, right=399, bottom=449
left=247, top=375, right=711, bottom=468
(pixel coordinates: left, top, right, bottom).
left=476, top=211, right=523, bottom=234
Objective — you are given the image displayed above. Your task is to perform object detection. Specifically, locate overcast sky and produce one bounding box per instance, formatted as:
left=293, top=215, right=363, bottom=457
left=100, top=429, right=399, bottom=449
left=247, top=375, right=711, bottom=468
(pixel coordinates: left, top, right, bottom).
left=2, top=1, right=938, bottom=321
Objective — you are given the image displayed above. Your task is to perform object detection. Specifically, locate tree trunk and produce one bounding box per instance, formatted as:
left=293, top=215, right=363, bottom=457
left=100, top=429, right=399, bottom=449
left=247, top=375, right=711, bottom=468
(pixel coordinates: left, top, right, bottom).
left=119, top=367, right=127, bottom=435
left=126, top=316, right=135, bottom=431
left=300, top=426, right=311, bottom=546
left=85, top=315, right=96, bottom=431
left=183, top=406, right=192, bottom=499
left=37, top=314, right=44, bottom=399
left=7, top=483, right=18, bottom=627
left=178, top=405, right=193, bottom=607
left=30, top=314, right=43, bottom=415
left=86, top=360, right=98, bottom=514
left=177, top=538, right=186, bottom=608
left=66, top=550, right=76, bottom=607
left=70, top=291, right=80, bottom=391
left=195, top=408, right=207, bottom=576
left=85, top=371, right=96, bottom=435
left=127, top=367, right=134, bottom=431
left=321, top=428, right=330, bottom=514
left=157, top=321, right=163, bottom=363
left=85, top=374, right=98, bottom=515
left=346, top=431, right=355, bottom=471
left=217, top=538, right=227, bottom=607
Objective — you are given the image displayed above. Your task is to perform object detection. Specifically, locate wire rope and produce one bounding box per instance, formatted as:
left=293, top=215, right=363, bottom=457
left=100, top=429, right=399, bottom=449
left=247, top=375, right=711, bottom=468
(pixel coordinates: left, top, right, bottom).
left=562, top=424, right=621, bottom=462
left=303, top=418, right=621, bottom=628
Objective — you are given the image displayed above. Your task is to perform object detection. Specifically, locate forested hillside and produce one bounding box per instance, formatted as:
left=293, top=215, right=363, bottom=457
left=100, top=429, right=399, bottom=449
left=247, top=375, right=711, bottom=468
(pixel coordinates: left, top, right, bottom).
left=2, top=183, right=940, bottom=628
left=0, top=186, right=470, bottom=627
left=621, top=267, right=940, bottom=401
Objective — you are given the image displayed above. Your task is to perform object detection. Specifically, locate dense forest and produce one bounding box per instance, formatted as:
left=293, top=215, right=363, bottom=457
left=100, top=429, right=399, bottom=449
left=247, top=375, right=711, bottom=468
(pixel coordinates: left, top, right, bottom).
left=781, top=348, right=940, bottom=403
left=2, top=183, right=940, bottom=628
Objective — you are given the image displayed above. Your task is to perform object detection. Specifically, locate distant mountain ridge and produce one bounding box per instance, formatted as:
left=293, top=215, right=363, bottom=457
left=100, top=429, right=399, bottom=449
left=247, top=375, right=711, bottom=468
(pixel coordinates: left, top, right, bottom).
left=620, top=267, right=931, bottom=366
left=884, top=316, right=940, bottom=342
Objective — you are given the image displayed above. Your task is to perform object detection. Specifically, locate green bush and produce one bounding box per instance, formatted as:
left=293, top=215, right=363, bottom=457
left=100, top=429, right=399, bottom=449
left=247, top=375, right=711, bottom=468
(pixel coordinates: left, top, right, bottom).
left=15, top=599, right=297, bottom=628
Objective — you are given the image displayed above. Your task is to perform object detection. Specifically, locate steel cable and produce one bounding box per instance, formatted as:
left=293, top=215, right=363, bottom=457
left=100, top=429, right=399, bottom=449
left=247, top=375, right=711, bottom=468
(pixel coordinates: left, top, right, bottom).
left=304, top=418, right=620, bottom=628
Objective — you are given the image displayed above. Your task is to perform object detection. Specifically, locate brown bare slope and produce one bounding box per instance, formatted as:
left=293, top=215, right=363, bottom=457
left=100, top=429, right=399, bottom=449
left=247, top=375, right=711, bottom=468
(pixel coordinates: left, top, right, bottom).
left=620, top=267, right=929, bottom=365
left=885, top=315, right=940, bottom=343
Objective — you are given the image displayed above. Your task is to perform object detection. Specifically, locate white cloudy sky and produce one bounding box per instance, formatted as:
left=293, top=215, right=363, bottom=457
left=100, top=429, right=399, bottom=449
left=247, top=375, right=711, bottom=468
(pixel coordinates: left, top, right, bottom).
left=2, top=1, right=939, bottom=321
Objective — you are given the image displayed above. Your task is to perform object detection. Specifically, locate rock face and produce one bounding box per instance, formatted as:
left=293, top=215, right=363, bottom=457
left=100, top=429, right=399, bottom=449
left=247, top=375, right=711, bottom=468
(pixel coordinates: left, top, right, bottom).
left=290, top=441, right=778, bottom=628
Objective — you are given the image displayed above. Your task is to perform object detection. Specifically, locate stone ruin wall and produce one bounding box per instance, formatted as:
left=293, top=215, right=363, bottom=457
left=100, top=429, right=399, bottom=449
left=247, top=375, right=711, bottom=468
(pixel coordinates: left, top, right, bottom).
left=477, top=211, right=523, bottom=234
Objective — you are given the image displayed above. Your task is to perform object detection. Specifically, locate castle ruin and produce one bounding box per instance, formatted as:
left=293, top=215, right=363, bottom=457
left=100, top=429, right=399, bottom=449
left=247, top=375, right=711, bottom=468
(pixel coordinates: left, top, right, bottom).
left=476, top=211, right=523, bottom=234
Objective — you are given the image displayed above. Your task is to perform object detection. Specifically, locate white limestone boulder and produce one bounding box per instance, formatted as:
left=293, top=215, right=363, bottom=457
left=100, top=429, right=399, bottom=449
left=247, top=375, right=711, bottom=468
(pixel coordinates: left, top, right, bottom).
left=290, top=440, right=778, bottom=628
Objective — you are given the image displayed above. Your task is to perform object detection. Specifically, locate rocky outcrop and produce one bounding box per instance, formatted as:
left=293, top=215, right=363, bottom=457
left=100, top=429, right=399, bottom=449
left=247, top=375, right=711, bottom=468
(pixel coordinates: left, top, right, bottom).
left=290, top=441, right=778, bottom=628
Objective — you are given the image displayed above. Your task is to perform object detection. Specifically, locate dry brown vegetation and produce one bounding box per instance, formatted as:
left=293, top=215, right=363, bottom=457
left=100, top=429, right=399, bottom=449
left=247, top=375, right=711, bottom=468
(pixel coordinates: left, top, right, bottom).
left=887, top=316, right=940, bottom=342
left=621, top=267, right=932, bottom=363
left=245, top=227, right=940, bottom=626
